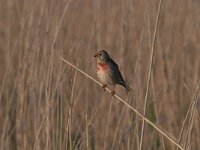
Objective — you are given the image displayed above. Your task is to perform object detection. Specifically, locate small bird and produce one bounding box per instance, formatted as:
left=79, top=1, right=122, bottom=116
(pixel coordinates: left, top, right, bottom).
left=94, top=50, right=132, bottom=95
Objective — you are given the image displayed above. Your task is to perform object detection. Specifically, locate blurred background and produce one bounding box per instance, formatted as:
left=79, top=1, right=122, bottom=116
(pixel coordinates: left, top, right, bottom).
left=0, top=0, right=200, bottom=149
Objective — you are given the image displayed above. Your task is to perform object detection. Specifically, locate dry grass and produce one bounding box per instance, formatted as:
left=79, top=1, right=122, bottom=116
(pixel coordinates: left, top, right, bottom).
left=0, top=0, right=200, bottom=150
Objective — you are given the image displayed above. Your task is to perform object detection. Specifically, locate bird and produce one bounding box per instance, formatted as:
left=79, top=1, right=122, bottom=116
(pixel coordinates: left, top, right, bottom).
left=94, top=50, right=132, bottom=95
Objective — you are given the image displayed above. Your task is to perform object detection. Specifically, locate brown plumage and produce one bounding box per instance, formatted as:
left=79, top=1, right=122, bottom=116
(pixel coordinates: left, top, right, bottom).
left=94, top=50, right=132, bottom=93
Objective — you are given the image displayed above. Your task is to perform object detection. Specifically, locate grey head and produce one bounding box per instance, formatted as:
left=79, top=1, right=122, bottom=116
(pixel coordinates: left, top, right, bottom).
left=94, top=50, right=111, bottom=62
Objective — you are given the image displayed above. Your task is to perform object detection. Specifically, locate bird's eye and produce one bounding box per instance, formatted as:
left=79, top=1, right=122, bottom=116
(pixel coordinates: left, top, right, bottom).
left=99, top=54, right=102, bottom=56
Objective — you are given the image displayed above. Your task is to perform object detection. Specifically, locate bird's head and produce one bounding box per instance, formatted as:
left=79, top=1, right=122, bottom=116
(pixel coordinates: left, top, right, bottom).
left=94, top=50, right=110, bottom=62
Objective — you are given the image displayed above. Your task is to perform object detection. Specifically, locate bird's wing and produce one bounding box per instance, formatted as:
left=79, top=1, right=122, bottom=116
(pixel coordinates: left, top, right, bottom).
left=108, top=59, right=126, bottom=85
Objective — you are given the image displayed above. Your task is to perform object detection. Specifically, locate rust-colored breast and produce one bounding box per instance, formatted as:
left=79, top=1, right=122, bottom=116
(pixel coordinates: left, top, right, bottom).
left=97, top=63, right=109, bottom=71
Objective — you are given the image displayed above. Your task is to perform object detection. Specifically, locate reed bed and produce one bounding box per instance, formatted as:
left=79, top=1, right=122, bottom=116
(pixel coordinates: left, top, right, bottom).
left=0, top=0, right=200, bottom=149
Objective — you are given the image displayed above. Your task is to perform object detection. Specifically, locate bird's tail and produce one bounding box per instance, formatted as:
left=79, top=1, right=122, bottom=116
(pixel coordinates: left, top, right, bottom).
left=124, top=84, right=133, bottom=92
left=119, top=81, right=134, bottom=92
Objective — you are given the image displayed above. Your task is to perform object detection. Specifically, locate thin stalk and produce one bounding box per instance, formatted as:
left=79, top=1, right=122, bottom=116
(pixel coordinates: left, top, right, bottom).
left=60, top=57, right=184, bottom=150
left=139, top=0, right=163, bottom=149
left=103, top=97, right=114, bottom=150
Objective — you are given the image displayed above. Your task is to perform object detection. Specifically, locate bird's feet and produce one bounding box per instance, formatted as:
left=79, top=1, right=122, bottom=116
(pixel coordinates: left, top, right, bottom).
left=111, top=91, right=115, bottom=96
left=102, top=84, right=107, bottom=91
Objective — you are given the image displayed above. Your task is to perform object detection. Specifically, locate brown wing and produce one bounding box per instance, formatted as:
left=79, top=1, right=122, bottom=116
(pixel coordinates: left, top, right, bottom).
left=108, top=59, right=126, bottom=85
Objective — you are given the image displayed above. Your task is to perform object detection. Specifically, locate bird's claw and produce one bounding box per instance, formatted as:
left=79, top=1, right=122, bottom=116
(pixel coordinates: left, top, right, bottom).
left=111, top=91, right=115, bottom=96
left=102, top=84, right=107, bottom=91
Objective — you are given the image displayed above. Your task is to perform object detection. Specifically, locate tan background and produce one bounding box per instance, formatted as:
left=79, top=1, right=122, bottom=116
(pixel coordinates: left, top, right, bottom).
left=0, top=0, right=200, bottom=149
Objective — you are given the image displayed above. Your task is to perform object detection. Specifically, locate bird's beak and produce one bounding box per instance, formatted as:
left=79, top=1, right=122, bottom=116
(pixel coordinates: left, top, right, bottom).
left=94, top=54, right=98, bottom=57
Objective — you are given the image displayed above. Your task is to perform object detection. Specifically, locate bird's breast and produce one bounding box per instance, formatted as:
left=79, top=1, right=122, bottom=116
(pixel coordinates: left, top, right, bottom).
left=97, top=63, right=109, bottom=72
left=97, top=62, right=115, bottom=85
